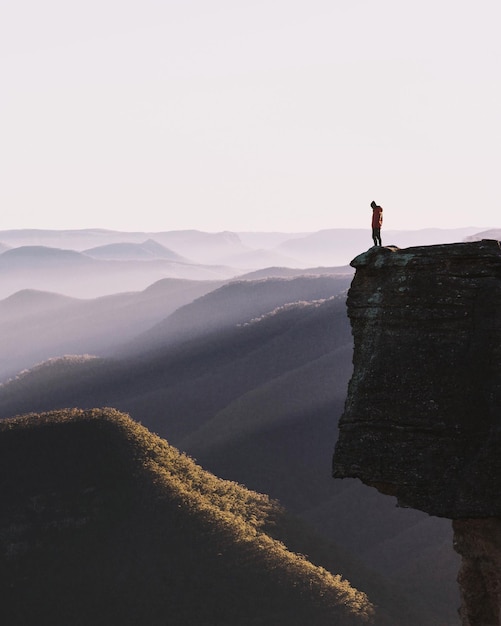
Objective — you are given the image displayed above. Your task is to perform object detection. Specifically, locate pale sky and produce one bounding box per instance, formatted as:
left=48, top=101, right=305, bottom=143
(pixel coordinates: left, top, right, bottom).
left=1, top=0, right=500, bottom=232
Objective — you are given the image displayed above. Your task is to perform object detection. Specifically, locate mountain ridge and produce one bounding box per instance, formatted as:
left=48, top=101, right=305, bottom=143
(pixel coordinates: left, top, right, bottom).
left=0, top=278, right=224, bottom=382
left=82, top=239, right=190, bottom=262
left=0, top=271, right=461, bottom=624
left=0, top=407, right=380, bottom=626
left=0, top=226, right=487, bottom=270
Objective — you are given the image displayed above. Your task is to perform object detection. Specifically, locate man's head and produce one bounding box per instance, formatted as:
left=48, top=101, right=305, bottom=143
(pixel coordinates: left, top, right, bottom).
left=370, top=200, right=377, bottom=209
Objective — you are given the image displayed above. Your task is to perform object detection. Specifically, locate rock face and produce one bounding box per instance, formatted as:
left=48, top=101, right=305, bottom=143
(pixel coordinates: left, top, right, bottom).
left=332, top=240, right=501, bottom=624
left=453, top=518, right=501, bottom=626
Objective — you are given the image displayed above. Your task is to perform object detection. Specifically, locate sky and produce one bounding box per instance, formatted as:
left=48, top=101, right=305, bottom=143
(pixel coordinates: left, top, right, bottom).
left=1, top=0, right=500, bottom=233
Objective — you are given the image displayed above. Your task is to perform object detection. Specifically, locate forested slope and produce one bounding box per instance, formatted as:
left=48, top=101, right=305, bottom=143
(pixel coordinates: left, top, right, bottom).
left=0, top=408, right=382, bottom=626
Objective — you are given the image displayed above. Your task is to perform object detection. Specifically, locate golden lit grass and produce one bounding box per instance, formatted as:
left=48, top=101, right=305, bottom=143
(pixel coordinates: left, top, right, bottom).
left=0, top=408, right=375, bottom=624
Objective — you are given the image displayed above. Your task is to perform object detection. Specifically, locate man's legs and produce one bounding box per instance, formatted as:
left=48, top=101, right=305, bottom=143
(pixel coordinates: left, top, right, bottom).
left=372, top=228, right=382, bottom=246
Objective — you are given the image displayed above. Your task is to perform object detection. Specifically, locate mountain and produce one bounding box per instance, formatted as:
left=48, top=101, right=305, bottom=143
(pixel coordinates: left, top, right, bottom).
left=149, top=230, right=251, bottom=264
left=0, top=292, right=460, bottom=624
left=0, top=276, right=461, bottom=623
left=276, top=227, right=485, bottom=267
left=0, top=245, right=239, bottom=299
left=0, top=272, right=352, bottom=383
left=238, top=265, right=354, bottom=280
left=0, top=227, right=490, bottom=273
left=82, top=239, right=190, bottom=262
left=0, top=278, right=224, bottom=382
left=0, top=289, right=77, bottom=323
left=0, top=295, right=352, bottom=432
left=0, top=408, right=380, bottom=626
left=0, top=228, right=137, bottom=249
left=0, top=273, right=353, bottom=429
left=0, top=229, right=252, bottom=266
left=463, top=229, right=501, bottom=242
left=120, top=274, right=353, bottom=356
left=0, top=245, right=92, bottom=267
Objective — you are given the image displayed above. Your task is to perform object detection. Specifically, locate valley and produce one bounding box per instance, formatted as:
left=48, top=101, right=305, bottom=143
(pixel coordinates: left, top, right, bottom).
left=0, top=227, right=479, bottom=624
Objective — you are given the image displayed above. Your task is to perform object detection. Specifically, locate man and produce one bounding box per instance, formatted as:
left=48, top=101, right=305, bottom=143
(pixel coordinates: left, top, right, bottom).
left=370, top=200, right=383, bottom=246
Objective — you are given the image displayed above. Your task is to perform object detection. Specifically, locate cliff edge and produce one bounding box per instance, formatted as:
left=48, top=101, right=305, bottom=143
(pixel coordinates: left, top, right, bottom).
left=332, top=240, right=501, bottom=625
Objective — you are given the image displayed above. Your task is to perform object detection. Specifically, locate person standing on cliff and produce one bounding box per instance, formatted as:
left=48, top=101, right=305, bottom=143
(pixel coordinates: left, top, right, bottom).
left=370, top=201, right=383, bottom=246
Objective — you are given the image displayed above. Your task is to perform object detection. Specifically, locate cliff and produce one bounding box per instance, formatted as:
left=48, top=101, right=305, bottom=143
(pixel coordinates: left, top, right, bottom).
left=333, top=240, right=501, bottom=625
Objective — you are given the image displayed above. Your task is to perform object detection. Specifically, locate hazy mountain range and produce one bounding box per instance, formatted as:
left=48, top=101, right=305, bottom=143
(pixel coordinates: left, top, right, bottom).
left=464, top=228, right=501, bottom=242
left=0, top=278, right=224, bottom=382
left=0, top=226, right=494, bottom=623
left=0, top=226, right=483, bottom=283
left=0, top=244, right=235, bottom=299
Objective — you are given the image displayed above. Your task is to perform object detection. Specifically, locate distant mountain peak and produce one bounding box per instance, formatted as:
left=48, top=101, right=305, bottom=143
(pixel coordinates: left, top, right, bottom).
left=2, top=245, right=87, bottom=260
left=82, top=240, right=189, bottom=262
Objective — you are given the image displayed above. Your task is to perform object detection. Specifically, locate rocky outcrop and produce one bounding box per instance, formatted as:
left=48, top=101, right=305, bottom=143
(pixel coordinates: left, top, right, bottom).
left=332, top=240, right=501, bottom=624
left=453, top=518, right=501, bottom=626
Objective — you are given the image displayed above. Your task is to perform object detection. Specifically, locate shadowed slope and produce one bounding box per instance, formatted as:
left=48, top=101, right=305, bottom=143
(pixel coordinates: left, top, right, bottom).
left=0, top=408, right=376, bottom=626
left=0, top=296, right=352, bottom=442
left=120, top=274, right=352, bottom=355
left=0, top=278, right=223, bottom=382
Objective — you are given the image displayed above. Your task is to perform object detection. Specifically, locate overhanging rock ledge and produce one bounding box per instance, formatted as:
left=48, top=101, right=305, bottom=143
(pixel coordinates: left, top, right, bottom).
left=333, top=239, right=501, bottom=518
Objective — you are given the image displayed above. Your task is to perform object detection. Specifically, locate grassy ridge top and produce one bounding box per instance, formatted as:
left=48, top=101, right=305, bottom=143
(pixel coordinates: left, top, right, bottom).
left=0, top=408, right=376, bottom=626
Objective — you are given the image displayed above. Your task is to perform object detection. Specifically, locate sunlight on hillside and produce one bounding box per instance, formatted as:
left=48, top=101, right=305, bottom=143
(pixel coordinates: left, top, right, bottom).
left=0, top=408, right=376, bottom=625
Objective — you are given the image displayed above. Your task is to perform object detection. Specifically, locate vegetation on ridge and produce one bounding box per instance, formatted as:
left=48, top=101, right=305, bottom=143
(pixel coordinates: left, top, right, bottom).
left=0, top=408, right=376, bottom=626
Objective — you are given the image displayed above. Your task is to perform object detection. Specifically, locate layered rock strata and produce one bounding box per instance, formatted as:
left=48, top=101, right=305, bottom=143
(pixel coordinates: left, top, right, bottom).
left=332, top=240, right=501, bottom=625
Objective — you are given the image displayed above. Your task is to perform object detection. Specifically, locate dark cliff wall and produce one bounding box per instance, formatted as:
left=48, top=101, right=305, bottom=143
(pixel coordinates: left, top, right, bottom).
left=332, top=240, right=501, bottom=625
left=333, top=240, right=501, bottom=518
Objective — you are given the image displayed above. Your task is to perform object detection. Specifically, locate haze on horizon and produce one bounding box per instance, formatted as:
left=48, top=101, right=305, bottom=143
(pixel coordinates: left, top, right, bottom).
left=1, top=0, right=500, bottom=234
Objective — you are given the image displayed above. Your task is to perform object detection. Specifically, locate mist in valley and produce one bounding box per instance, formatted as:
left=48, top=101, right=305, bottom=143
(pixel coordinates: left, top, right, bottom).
left=0, top=226, right=489, bottom=623
left=4, top=0, right=501, bottom=617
